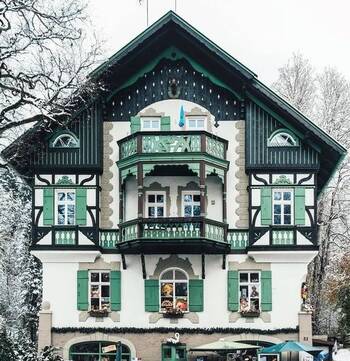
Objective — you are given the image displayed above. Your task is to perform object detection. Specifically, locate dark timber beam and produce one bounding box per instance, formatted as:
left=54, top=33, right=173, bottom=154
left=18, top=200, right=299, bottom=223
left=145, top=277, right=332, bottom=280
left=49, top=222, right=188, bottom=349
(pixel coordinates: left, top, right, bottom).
left=201, top=254, right=205, bottom=279
left=141, top=254, right=146, bottom=279
left=121, top=253, right=127, bottom=270
left=222, top=254, right=226, bottom=270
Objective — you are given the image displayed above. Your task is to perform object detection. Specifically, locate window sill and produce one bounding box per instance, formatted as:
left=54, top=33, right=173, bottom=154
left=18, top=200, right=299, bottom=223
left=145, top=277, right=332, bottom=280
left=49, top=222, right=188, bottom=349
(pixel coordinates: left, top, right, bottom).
left=162, top=311, right=185, bottom=319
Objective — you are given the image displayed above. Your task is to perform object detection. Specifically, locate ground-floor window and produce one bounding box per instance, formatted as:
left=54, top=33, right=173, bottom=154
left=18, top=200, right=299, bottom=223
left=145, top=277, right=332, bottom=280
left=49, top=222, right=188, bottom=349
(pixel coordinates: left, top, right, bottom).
left=162, top=344, right=187, bottom=361
left=69, top=341, right=131, bottom=361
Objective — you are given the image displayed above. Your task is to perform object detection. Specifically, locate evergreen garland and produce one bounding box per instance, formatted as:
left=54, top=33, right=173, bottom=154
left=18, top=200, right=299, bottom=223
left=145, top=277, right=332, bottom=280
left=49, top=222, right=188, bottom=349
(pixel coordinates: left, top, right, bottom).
left=52, top=326, right=299, bottom=335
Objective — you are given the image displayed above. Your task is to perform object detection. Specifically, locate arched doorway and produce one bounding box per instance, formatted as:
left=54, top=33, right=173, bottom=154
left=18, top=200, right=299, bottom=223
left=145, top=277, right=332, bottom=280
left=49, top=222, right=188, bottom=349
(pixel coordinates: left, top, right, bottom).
left=69, top=341, right=131, bottom=361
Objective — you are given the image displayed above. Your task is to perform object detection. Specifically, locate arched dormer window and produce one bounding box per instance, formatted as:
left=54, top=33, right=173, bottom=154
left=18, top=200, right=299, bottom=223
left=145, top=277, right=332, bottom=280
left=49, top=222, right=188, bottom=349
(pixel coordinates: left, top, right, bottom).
left=268, top=129, right=299, bottom=147
left=160, top=268, right=188, bottom=312
left=49, top=131, right=79, bottom=148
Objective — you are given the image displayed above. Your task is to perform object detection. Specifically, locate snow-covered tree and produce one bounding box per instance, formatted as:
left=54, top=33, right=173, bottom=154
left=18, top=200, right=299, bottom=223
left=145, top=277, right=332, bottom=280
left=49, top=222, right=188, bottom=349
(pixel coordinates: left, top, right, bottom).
left=272, top=52, right=316, bottom=117
left=273, top=56, right=350, bottom=337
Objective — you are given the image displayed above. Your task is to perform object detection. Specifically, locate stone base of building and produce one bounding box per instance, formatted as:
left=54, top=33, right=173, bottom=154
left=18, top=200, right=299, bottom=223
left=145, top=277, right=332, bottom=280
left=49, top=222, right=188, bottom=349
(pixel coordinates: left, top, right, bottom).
left=50, top=329, right=299, bottom=361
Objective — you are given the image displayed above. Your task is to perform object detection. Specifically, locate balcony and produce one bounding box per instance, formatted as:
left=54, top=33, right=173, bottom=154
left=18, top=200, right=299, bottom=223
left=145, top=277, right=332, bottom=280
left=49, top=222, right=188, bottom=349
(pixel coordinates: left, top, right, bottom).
left=117, top=131, right=229, bottom=178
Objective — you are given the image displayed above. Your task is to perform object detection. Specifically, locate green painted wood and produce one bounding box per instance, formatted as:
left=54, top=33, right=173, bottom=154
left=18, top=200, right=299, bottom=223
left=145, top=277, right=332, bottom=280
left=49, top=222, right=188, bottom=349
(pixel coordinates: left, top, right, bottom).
left=160, top=116, right=171, bottom=131
left=189, top=279, right=203, bottom=312
left=294, top=187, right=305, bottom=225
left=130, top=116, right=141, bottom=134
left=110, top=271, right=121, bottom=311
left=76, top=188, right=87, bottom=225
left=43, top=188, right=54, bottom=225
left=261, top=270, right=272, bottom=311
left=261, top=187, right=272, bottom=225
left=227, top=271, right=239, bottom=311
left=77, top=270, right=89, bottom=311
left=145, top=279, right=159, bottom=312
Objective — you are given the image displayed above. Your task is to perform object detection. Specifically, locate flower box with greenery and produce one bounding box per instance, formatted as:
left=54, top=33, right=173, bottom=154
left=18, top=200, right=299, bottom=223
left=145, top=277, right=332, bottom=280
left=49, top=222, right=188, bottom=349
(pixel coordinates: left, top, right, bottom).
left=88, top=309, right=109, bottom=318
left=163, top=308, right=185, bottom=318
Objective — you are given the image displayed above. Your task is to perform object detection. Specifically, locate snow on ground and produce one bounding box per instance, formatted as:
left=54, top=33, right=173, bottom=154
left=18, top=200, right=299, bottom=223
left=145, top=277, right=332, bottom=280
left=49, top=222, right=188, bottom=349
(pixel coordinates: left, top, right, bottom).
left=333, top=349, right=350, bottom=361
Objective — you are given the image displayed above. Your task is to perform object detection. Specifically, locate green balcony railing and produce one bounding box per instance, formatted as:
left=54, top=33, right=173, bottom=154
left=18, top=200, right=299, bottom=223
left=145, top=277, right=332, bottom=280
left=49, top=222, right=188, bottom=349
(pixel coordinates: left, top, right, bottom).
left=119, top=217, right=227, bottom=243
left=227, top=230, right=249, bottom=250
left=118, top=131, right=228, bottom=162
left=54, top=229, right=76, bottom=245
left=99, top=230, right=119, bottom=249
left=272, top=229, right=295, bottom=245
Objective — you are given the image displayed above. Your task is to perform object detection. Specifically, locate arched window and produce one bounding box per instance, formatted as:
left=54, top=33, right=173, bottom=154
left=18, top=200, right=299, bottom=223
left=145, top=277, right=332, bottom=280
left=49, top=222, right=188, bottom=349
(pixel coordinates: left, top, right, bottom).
left=160, top=268, right=188, bottom=312
left=50, top=132, right=79, bottom=148
left=268, top=129, right=299, bottom=147
left=69, top=341, right=131, bottom=361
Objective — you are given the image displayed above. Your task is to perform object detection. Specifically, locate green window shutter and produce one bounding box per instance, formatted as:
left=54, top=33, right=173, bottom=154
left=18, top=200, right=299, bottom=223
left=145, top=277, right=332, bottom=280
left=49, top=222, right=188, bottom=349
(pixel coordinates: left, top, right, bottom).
left=76, top=188, right=87, bottom=225
left=294, top=187, right=305, bottom=225
left=145, top=279, right=159, bottom=312
left=189, top=279, right=204, bottom=312
left=77, top=270, right=89, bottom=310
left=228, top=271, right=239, bottom=311
left=160, top=116, right=171, bottom=131
left=261, top=270, right=272, bottom=311
left=110, top=271, right=121, bottom=311
left=130, top=116, right=141, bottom=134
left=261, top=187, right=272, bottom=225
left=43, top=188, right=54, bottom=225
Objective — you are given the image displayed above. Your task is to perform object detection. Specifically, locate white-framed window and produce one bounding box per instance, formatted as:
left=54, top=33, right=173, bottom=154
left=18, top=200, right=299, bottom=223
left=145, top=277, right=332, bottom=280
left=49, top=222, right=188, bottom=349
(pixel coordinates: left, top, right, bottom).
left=50, top=133, right=79, bottom=148
left=55, top=189, right=75, bottom=225
left=160, top=268, right=188, bottom=312
left=273, top=189, right=293, bottom=225
left=182, top=191, right=201, bottom=217
left=268, top=130, right=298, bottom=147
left=89, top=271, right=110, bottom=311
left=141, top=117, right=160, bottom=131
left=186, top=116, right=207, bottom=130
left=146, top=191, right=166, bottom=218
left=239, top=271, right=260, bottom=313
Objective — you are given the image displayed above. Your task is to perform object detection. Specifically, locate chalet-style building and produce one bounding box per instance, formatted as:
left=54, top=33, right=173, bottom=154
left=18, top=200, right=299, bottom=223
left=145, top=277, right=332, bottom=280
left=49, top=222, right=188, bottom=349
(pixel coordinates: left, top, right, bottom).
left=2, top=11, right=346, bottom=361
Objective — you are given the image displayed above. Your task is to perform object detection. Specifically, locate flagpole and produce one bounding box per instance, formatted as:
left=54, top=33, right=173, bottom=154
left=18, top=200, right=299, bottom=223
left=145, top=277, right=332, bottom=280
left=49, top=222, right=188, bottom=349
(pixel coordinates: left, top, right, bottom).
left=147, top=0, right=149, bottom=26
left=175, top=0, right=177, bottom=12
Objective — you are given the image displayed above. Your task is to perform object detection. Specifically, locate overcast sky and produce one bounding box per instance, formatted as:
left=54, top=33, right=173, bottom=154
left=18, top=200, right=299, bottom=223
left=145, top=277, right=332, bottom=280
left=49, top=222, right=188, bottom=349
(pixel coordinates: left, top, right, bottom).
left=88, top=0, right=350, bottom=85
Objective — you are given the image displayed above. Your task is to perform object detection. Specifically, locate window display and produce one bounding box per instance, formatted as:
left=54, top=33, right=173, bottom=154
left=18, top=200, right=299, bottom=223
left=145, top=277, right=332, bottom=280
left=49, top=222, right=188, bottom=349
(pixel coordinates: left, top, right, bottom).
left=90, top=271, right=110, bottom=311
left=239, top=272, right=260, bottom=314
left=160, top=269, right=188, bottom=312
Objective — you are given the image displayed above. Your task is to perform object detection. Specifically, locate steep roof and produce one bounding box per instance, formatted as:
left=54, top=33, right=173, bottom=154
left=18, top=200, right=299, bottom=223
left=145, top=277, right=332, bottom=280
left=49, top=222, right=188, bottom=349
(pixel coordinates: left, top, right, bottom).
left=2, top=11, right=346, bottom=190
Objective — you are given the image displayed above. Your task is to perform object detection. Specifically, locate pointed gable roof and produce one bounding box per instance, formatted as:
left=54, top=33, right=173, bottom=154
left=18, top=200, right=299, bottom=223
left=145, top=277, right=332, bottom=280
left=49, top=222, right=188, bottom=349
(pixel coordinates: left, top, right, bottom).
left=2, top=11, right=346, bottom=191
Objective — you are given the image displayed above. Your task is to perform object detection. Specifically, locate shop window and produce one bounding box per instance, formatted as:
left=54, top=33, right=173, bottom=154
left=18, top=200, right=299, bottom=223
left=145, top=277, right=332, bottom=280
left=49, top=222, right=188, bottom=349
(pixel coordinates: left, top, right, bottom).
left=182, top=191, right=200, bottom=217
left=268, top=129, right=298, bottom=147
left=160, top=268, right=188, bottom=312
left=239, top=271, right=260, bottom=314
left=55, top=189, right=75, bottom=225
left=186, top=116, right=206, bottom=130
left=146, top=191, right=166, bottom=218
left=141, top=117, right=160, bottom=131
left=50, top=132, right=79, bottom=148
left=273, top=189, right=293, bottom=225
left=69, top=341, right=131, bottom=361
left=162, top=344, right=187, bottom=361
left=90, top=271, right=110, bottom=311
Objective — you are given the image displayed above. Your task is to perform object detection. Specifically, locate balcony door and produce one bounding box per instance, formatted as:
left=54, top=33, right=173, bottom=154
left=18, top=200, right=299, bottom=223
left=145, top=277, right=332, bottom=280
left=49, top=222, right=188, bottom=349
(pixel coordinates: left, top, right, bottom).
left=146, top=191, right=166, bottom=218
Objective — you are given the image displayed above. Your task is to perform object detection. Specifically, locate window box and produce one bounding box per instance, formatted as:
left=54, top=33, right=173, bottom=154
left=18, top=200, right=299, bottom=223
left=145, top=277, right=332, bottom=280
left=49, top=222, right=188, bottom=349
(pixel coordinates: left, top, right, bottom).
left=88, top=309, right=109, bottom=318
left=240, top=310, right=260, bottom=318
left=163, top=309, right=185, bottom=318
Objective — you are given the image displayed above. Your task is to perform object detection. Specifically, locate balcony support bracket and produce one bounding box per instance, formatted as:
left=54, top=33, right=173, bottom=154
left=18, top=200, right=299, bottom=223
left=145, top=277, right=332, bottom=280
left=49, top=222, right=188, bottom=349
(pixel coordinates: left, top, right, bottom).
left=141, top=254, right=146, bottom=279
left=121, top=253, right=127, bottom=270
left=201, top=254, right=205, bottom=279
left=222, top=254, right=226, bottom=270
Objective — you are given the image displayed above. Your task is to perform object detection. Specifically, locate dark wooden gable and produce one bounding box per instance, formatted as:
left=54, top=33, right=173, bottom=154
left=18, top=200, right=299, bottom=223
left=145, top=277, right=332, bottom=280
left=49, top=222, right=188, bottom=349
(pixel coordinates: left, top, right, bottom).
left=245, top=99, right=320, bottom=170
left=31, top=102, right=102, bottom=172
left=106, top=57, right=244, bottom=121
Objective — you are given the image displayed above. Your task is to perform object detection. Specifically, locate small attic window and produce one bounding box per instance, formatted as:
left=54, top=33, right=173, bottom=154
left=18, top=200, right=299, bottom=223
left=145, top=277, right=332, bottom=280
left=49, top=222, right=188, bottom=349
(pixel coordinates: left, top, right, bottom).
left=268, top=129, right=299, bottom=147
left=50, top=132, right=79, bottom=148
